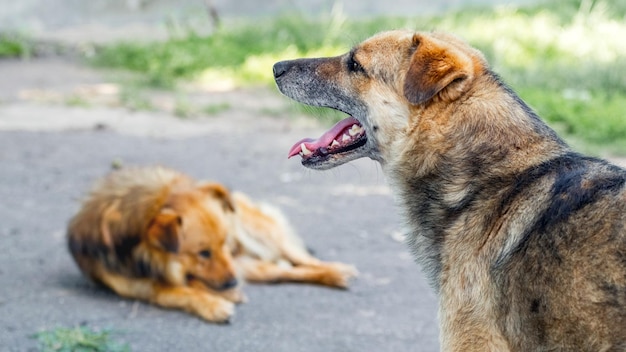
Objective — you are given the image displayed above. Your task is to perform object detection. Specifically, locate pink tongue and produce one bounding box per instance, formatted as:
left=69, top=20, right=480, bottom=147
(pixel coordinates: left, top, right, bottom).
left=288, top=117, right=360, bottom=158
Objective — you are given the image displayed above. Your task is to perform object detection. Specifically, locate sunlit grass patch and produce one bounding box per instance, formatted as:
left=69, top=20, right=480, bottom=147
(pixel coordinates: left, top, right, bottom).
left=89, top=0, right=626, bottom=88
left=90, top=13, right=348, bottom=88
left=90, top=0, right=626, bottom=153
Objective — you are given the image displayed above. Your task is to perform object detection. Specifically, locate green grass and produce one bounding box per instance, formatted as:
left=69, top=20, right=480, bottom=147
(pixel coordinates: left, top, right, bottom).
left=90, top=0, right=626, bottom=154
left=91, top=14, right=347, bottom=87
left=32, top=326, right=130, bottom=352
left=0, top=33, right=32, bottom=58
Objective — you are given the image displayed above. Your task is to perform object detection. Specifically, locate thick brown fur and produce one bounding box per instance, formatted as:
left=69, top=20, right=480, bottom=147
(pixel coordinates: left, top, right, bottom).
left=68, top=166, right=356, bottom=323
left=274, top=30, right=626, bottom=350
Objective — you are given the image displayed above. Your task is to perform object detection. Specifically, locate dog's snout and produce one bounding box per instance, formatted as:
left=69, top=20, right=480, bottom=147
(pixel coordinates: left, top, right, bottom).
left=219, top=278, right=238, bottom=291
left=273, top=61, right=290, bottom=79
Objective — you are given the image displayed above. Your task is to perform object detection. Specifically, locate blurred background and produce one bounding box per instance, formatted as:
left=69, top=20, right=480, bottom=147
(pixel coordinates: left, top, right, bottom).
left=0, top=0, right=624, bottom=155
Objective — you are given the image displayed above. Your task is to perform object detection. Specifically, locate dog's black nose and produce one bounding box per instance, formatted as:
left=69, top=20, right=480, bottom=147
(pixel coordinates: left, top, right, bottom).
left=220, top=278, right=238, bottom=290
left=273, top=61, right=290, bottom=78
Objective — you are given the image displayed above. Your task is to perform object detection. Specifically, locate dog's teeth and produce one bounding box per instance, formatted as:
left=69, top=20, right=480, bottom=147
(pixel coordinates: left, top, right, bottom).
left=331, top=140, right=340, bottom=148
left=342, top=134, right=350, bottom=142
left=348, top=125, right=359, bottom=136
left=301, top=143, right=312, bottom=156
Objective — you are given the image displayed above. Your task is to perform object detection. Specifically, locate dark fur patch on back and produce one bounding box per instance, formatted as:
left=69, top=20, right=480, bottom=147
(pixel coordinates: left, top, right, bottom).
left=68, top=230, right=154, bottom=278
left=68, top=232, right=110, bottom=259
left=507, top=154, right=625, bottom=259
left=113, top=235, right=141, bottom=261
left=487, top=153, right=626, bottom=269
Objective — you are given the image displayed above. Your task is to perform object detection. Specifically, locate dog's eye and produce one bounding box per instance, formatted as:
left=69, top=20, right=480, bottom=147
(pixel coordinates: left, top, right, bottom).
left=198, top=249, right=211, bottom=259
left=349, top=60, right=361, bottom=72
left=347, top=53, right=364, bottom=74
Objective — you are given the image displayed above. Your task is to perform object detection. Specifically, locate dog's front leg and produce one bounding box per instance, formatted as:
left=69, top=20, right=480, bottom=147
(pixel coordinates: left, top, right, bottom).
left=152, top=284, right=235, bottom=323
left=97, top=270, right=234, bottom=323
left=188, top=278, right=248, bottom=304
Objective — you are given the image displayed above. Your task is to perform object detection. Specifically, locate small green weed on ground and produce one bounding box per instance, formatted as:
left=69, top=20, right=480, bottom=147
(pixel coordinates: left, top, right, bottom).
left=32, top=326, right=130, bottom=352
left=91, top=0, right=626, bottom=154
left=0, top=33, right=32, bottom=58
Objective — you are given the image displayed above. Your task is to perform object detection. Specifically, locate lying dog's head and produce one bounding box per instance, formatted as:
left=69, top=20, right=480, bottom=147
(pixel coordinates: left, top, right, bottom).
left=274, top=30, right=487, bottom=170
left=147, top=182, right=238, bottom=292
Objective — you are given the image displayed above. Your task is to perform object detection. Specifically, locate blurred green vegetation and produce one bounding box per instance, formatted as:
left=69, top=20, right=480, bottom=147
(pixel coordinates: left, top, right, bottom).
left=92, top=0, right=626, bottom=153
left=32, top=326, right=130, bottom=352
left=0, top=33, right=32, bottom=58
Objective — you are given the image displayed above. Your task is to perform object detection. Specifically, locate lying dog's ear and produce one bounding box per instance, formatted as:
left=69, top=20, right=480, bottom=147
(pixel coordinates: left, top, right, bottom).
left=147, top=208, right=181, bottom=253
left=198, top=182, right=235, bottom=212
left=403, top=34, right=474, bottom=105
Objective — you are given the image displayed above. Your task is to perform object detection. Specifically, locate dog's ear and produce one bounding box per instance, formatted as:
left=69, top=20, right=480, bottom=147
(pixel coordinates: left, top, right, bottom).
left=198, top=182, right=235, bottom=212
left=403, top=34, right=474, bottom=105
left=147, top=208, right=181, bottom=253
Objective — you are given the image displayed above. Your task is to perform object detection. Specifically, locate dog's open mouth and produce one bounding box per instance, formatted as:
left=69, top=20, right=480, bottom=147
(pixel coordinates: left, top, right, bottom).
left=287, top=116, right=367, bottom=167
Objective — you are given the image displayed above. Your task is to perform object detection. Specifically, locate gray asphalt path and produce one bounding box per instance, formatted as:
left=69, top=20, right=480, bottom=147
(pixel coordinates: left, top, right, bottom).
left=0, top=60, right=439, bottom=351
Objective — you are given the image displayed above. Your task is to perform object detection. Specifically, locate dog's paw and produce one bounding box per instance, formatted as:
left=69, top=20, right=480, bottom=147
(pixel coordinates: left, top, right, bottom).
left=324, top=262, right=359, bottom=289
left=221, top=288, right=248, bottom=304
left=196, top=295, right=235, bottom=323
left=338, top=263, right=359, bottom=277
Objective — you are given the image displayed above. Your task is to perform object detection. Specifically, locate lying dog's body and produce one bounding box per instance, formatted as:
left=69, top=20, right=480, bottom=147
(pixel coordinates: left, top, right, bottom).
left=68, top=166, right=356, bottom=323
left=274, top=30, right=626, bottom=350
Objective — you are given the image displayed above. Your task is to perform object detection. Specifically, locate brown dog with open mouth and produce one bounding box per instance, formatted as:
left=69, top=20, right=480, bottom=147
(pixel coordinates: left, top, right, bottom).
left=68, top=166, right=356, bottom=323
left=274, top=30, right=626, bottom=351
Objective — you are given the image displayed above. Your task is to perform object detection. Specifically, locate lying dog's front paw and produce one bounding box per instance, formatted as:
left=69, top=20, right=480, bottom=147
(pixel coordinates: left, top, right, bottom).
left=196, top=295, right=235, bottom=323
left=221, top=288, right=248, bottom=304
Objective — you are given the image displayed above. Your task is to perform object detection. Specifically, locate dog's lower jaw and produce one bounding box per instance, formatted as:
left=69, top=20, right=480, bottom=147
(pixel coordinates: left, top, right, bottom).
left=300, top=141, right=378, bottom=170
left=302, top=152, right=365, bottom=170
